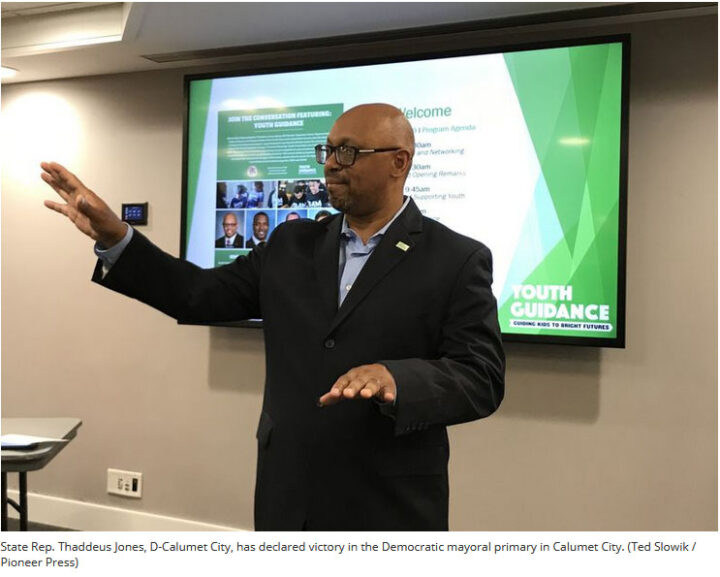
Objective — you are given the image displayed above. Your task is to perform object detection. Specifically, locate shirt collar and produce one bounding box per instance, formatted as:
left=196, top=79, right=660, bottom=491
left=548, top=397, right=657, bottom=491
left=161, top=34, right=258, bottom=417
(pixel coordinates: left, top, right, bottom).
left=340, top=196, right=410, bottom=241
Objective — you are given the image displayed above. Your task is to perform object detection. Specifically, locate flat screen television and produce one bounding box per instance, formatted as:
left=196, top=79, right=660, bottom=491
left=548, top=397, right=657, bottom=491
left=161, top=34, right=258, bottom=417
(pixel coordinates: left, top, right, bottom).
left=182, top=35, right=629, bottom=347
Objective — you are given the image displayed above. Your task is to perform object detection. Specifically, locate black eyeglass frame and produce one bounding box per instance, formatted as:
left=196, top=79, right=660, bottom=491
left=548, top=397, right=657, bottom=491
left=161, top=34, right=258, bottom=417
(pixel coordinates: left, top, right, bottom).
left=314, top=144, right=402, bottom=166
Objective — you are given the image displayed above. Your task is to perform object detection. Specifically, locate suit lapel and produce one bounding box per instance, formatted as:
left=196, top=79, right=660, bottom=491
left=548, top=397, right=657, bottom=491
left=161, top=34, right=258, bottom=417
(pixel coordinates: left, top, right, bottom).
left=328, top=199, right=423, bottom=335
left=314, top=214, right=342, bottom=320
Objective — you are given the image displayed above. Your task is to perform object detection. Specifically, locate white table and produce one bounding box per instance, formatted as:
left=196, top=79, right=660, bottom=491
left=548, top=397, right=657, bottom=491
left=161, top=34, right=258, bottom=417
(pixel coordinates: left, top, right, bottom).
left=2, top=417, right=82, bottom=531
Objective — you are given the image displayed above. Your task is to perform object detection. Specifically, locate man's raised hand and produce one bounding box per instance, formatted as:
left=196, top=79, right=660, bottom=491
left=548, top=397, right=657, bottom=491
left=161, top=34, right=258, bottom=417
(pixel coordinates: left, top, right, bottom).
left=41, top=162, right=127, bottom=248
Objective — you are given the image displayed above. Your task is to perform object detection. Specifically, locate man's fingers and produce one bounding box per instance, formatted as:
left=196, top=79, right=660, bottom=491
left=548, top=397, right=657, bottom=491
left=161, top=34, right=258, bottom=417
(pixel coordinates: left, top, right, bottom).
left=330, top=375, right=350, bottom=396
left=317, top=392, right=340, bottom=407
left=360, top=379, right=395, bottom=402
left=40, top=162, right=120, bottom=244
left=338, top=370, right=379, bottom=399
left=41, top=172, right=71, bottom=202
left=41, top=162, right=88, bottom=201
left=318, top=381, right=393, bottom=406
left=44, top=199, right=75, bottom=218
left=43, top=199, right=65, bottom=213
left=359, top=378, right=380, bottom=399
left=40, top=163, right=70, bottom=191
left=342, top=377, right=367, bottom=399
left=316, top=377, right=346, bottom=406
left=41, top=162, right=79, bottom=191
left=41, top=172, right=92, bottom=218
left=379, top=387, right=396, bottom=403
left=41, top=163, right=99, bottom=219
left=318, top=365, right=396, bottom=407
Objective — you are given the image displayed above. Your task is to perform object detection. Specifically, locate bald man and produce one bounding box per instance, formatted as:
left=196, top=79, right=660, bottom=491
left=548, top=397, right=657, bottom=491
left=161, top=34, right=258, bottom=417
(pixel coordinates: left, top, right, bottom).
left=215, top=212, right=244, bottom=248
left=42, top=103, right=504, bottom=531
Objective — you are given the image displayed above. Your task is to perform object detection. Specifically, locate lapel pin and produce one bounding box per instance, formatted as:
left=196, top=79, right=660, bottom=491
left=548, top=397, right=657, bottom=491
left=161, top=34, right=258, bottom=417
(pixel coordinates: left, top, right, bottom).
left=395, top=241, right=410, bottom=252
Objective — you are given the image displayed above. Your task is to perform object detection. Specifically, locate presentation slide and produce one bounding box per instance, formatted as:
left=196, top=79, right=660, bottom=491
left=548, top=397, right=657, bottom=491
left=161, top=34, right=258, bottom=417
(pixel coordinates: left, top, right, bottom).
left=184, top=40, right=625, bottom=344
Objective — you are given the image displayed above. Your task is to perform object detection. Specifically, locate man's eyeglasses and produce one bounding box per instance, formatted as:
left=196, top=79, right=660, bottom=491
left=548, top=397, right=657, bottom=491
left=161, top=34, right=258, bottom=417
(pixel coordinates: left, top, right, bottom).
left=315, top=144, right=401, bottom=167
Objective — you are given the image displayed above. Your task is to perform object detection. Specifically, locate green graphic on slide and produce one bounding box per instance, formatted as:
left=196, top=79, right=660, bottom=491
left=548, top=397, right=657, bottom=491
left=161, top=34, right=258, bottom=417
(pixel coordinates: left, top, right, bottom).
left=214, top=249, right=247, bottom=267
left=217, top=104, right=343, bottom=180
left=500, top=43, right=623, bottom=339
left=186, top=80, right=213, bottom=243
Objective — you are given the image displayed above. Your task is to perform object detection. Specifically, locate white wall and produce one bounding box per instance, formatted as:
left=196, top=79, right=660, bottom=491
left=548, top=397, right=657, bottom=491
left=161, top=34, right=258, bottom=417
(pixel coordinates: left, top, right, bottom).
left=1, top=13, right=716, bottom=531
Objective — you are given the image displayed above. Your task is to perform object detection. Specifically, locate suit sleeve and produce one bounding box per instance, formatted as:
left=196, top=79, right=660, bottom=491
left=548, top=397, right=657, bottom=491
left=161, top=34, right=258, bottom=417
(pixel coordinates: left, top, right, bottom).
left=92, top=229, right=263, bottom=323
left=380, top=246, right=505, bottom=435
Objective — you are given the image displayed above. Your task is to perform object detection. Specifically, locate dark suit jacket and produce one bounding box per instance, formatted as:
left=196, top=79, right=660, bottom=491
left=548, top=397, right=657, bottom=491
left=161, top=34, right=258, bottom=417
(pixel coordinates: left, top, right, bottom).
left=245, top=238, right=265, bottom=250
left=215, top=234, right=244, bottom=248
left=93, top=198, right=504, bottom=531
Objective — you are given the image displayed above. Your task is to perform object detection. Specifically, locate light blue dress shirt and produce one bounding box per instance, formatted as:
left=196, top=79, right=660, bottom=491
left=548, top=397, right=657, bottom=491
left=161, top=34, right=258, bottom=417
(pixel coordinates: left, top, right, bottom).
left=338, top=196, right=410, bottom=306
left=94, top=223, right=133, bottom=275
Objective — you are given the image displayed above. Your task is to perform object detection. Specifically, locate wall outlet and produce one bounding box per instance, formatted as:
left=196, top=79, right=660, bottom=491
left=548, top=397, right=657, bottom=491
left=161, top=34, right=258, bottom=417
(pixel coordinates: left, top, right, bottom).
left=107, top=468, right=143, bottom=498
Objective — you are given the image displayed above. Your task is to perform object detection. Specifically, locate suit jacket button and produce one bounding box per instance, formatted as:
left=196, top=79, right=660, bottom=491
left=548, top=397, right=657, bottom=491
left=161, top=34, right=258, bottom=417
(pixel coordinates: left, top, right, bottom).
left=324, top=339, right=336, bottom=349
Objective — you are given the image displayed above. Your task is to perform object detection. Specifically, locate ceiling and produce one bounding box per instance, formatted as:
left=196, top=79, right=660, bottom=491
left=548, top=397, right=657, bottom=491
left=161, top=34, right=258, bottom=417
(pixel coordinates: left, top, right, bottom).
left=1, top=2, right=716, bottom=85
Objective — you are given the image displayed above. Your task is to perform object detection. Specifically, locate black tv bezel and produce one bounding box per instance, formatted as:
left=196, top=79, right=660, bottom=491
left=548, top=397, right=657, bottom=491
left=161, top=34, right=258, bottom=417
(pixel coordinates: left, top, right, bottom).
left=180, top=33, right=630, bottom=349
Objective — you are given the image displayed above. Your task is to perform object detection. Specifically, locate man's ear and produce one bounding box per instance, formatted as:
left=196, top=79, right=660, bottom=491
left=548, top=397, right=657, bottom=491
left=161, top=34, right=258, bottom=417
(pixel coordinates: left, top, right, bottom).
left=391, top=150, right=413, bottom=177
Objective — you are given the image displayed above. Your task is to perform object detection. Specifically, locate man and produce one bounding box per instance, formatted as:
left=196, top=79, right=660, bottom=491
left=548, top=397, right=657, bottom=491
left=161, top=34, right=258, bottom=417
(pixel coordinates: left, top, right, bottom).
left=245, top=211, right=270, bottom=249
left=215, top=212, right=244, bottom=248
left=216, top=182, right=228, bottom=208
left=248, top=181, right=265, bottom=208
left=41, top=103, right=504, bottom=531
left=229, top=184, right=248, bottom=208
left=306, top=180, right=329, bottom=207
left=284, top=211, right=302, bottom=222
left=289, top=183, right=308, bottom=208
